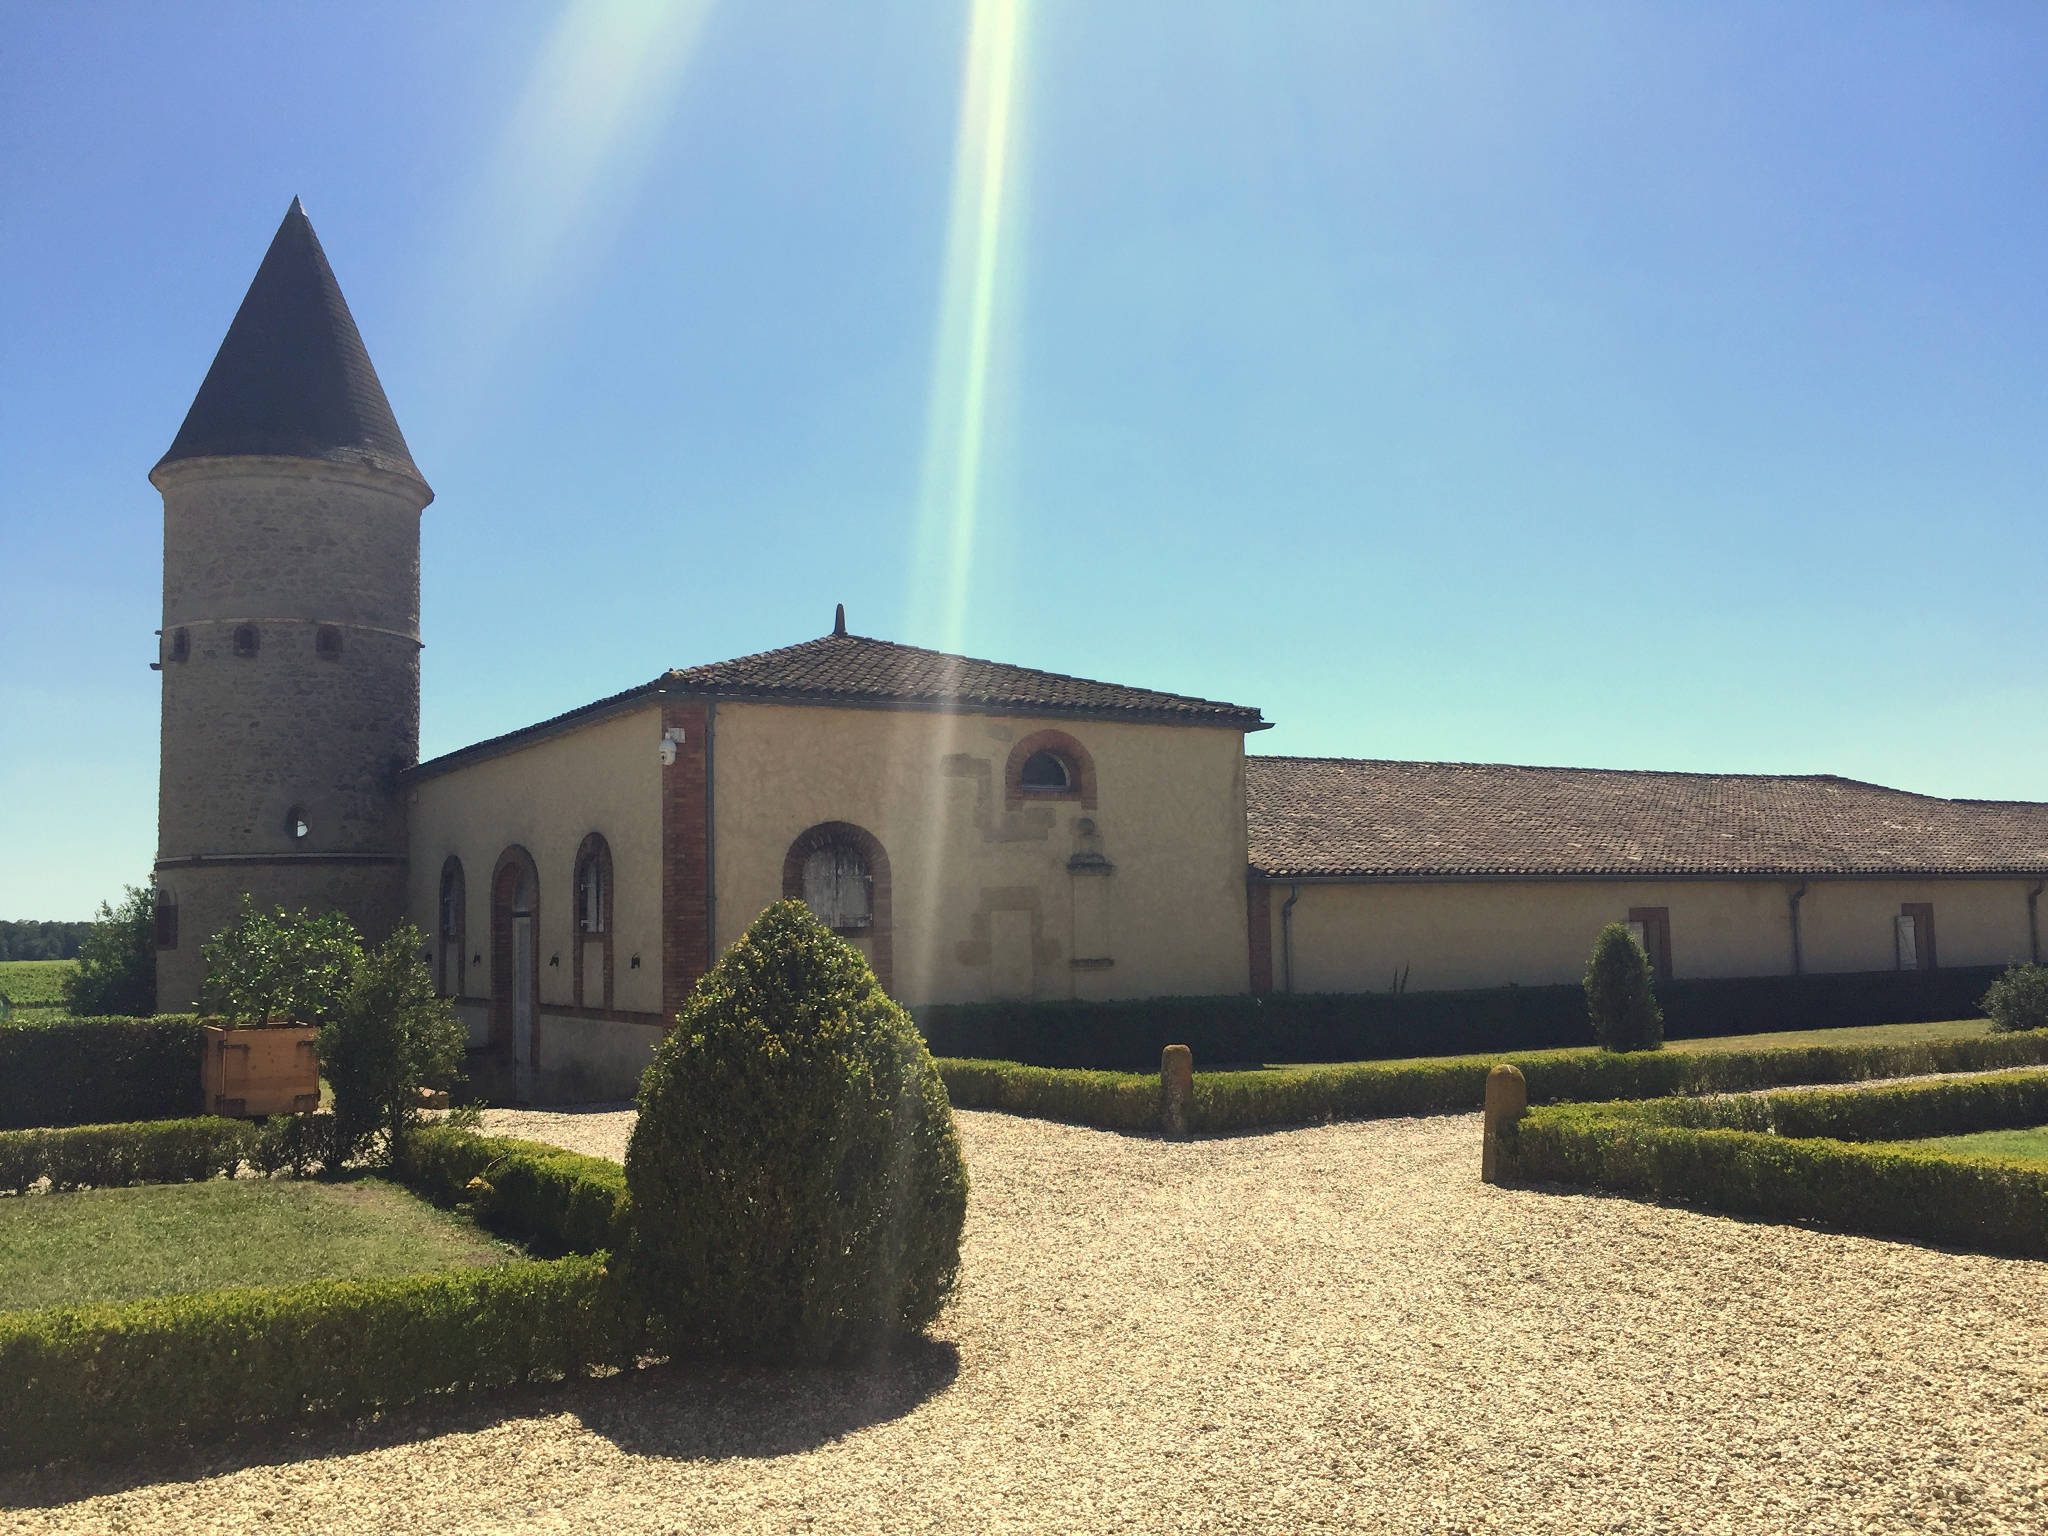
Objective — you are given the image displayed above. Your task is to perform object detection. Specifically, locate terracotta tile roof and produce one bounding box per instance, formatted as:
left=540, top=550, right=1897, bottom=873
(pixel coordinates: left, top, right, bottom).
left=1247, top=756, right=2048, bottom=880
left=154, top=199, right=425, bottom=486
left=654, top=633, right=1265, bottom=726
left=410, top=632, right=1264, bottom=779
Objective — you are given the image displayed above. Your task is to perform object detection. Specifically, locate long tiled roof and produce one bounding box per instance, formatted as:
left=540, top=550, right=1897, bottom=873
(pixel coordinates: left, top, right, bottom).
left=1247, top=756, right=2048, bottom=880
left=154, top=199, right=425, bottom=485
left=411, top=632, right=1264, bottom=778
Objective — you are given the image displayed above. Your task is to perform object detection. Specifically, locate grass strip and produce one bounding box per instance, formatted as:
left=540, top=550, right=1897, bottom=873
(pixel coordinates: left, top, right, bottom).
left=0, top=1177, right=516, bottom=1311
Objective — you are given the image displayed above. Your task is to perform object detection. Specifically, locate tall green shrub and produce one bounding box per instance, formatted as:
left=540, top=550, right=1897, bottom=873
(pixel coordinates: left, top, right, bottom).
left=321, top=924, right=466, bottom=1161
left=63, top=884, right=157, bottom=1018
left=1585, top=923, right=1663, bottom=1052
left=1982, top=963, right=2048, bottom=1034
left=625, top=901, right=969, bottom=1362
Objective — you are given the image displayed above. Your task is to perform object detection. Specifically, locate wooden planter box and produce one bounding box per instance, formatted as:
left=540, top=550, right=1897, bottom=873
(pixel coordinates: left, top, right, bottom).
left=202, top=1023, right=320, bottom=1118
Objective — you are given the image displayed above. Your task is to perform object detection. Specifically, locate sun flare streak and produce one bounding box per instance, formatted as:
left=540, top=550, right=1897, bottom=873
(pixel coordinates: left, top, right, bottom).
left=914, top=0, right=1029, bottom=655
left=902, top=0, right=1030, bottom=1006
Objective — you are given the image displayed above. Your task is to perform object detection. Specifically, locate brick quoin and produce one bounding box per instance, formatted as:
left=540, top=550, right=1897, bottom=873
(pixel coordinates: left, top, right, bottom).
left=660, top=700, right=712, bottom=1020
left=1246, top=877, right=1274, bottom=995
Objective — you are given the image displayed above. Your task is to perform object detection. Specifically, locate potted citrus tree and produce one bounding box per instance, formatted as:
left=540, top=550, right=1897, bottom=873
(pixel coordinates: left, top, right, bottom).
left=198, top=900, right=359, bottom=1117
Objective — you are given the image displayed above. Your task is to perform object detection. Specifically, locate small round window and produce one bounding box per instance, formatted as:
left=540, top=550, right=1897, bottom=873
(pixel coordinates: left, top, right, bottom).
left=1019, top=750, right=1071, bottom=791
left=287, top=806, right=310, bottom=843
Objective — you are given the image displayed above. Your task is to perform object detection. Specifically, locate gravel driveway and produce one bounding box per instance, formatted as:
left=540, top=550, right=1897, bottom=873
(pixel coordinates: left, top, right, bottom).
left=4, top=1107, right=2043, bottom=1535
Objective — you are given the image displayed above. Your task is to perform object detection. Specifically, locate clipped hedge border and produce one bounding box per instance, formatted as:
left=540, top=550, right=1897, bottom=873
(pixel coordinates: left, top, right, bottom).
left=395, top=1124, right=630, bottom=1257
left=0, top=1117, right=255, bottom=1195
left=936, top=1028, right=2048, bottom=1135
left=0, top=1120, right=640, bottom=1466
left=0, top=1255, right=631, bottom=1465
left=1500, top=1070, right=2048, bottom=1258
left=0, top=1014, right=204, bottom=1130
left=917, top=966, right=2009, bottom=1070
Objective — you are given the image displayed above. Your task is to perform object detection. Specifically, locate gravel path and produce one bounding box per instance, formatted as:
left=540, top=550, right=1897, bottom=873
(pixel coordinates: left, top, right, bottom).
left=5, top=1108, right=2044, bottom=1535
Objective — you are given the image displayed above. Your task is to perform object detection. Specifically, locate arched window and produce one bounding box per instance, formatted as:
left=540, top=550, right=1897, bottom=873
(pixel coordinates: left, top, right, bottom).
left=782, top=822, right=893, bottom=992
left=1004, top=730, right=1097, bottom=810
left=286, top=805, right=310, bottom=843
left=438, top=857, right=466, bottom=997
left=154, top=882, right=179, bottom=952
left=1019, top=750, right=1071, bottom=791
left=573, top=833, right=614, bottom=1009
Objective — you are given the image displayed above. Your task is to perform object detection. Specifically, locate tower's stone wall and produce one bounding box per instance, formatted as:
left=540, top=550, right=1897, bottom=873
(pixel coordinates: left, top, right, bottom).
left=153, top=457, right=428, bottom=1011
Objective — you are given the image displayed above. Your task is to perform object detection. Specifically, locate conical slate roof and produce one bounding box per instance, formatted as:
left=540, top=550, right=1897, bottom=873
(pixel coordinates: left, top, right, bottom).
left=153, top=198, right=425, bottom=485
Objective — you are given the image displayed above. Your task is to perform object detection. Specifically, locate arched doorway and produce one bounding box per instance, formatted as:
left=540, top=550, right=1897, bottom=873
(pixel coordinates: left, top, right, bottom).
left=490, top=847, right=540, bottom=1102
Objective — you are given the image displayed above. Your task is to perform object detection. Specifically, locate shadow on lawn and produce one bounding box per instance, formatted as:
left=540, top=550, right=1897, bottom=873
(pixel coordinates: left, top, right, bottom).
left=0, top=1337, right=961, bottom=1511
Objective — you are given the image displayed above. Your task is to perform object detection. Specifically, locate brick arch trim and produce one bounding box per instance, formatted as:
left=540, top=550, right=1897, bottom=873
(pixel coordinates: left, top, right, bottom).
left=781, top=820, right=893, bottom=994
left=1005, top=729, right=1097, bottom=811
left=572, top=831, right=614, bottom=1010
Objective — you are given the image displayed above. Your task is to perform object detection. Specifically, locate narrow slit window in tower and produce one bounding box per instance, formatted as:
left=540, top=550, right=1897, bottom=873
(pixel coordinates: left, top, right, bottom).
left=233, top=624, right=259, bottom=658
left=287, top=806, right=310, bottom=843
left=169, top=628, right=189, bottom=663
left=315, top=625, right=342, bottom=659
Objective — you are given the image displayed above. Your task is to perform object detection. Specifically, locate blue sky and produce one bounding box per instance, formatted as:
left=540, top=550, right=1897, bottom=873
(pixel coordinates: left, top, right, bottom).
left=3, top=2, right=2045, bottom=920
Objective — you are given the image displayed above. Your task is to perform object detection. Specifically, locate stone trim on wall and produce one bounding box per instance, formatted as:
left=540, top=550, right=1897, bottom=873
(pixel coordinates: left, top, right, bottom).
left=1003, top=728, right=1098, bottom=812
left=782, top=821, right=894, bottom=994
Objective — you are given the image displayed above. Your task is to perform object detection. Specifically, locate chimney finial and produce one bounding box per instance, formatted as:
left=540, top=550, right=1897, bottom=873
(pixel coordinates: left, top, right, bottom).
left=833, top=602, right=847, bottom=638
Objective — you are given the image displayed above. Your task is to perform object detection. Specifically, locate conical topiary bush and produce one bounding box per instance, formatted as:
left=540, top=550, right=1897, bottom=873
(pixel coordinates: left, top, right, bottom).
left=624, top=900, right=969, bottom=1361
left=1584, top=922, right=1664, bottom=1053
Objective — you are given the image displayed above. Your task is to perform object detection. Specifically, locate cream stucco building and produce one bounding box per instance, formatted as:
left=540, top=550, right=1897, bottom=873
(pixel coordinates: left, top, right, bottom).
left=151, top=202, right=2048, bottom=1101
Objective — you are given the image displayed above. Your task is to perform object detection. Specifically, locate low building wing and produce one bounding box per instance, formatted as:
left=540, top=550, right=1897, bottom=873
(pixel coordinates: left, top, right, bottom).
left=1246, top=757, right=2048, bottom=881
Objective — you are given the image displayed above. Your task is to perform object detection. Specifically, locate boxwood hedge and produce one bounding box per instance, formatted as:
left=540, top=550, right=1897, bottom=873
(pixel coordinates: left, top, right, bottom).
left=936, top=1028, right=2048, bottom=1134
left=0, top=1255, right=630, bottom=1465
left=395, top=1124, right=630, bottom=1257
left=916, top=966, right=2007, bottom=1070
left=0, top=1119, right=643, bottom=1465
left=0, top=1014, right=204, bottom=1129
left=1499, top=1069, right=2048, bottom=1258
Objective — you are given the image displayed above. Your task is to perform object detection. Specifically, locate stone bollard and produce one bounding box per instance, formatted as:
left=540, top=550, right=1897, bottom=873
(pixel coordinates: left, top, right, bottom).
left=1480, top=1063, right=1527, bottom=1184
left=1161, top=1044, right=1193, bottom=1141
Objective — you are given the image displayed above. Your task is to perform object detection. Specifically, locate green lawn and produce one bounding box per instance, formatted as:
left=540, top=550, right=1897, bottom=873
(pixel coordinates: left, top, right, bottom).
left=1665, top=1018, right=1994, bottom=1054
left=0, top=1178, right=518, bottom=1311
left=1898, top=1123, right=2048, bottom=1163
left=0, top=958, right=75, bottom=1015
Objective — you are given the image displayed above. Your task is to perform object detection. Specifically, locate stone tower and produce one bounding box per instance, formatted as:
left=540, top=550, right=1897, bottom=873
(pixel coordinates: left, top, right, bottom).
left=151, top=199, right=432, bottom=1011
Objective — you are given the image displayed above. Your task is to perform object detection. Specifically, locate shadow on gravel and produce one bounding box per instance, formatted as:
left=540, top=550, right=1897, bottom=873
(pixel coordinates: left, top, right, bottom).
left=0, top=1339, right=961, bottom=1512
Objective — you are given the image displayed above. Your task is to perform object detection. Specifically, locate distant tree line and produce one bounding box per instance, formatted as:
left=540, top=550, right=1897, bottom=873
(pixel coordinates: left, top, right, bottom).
left=0, top=921, right=95, bottom=961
